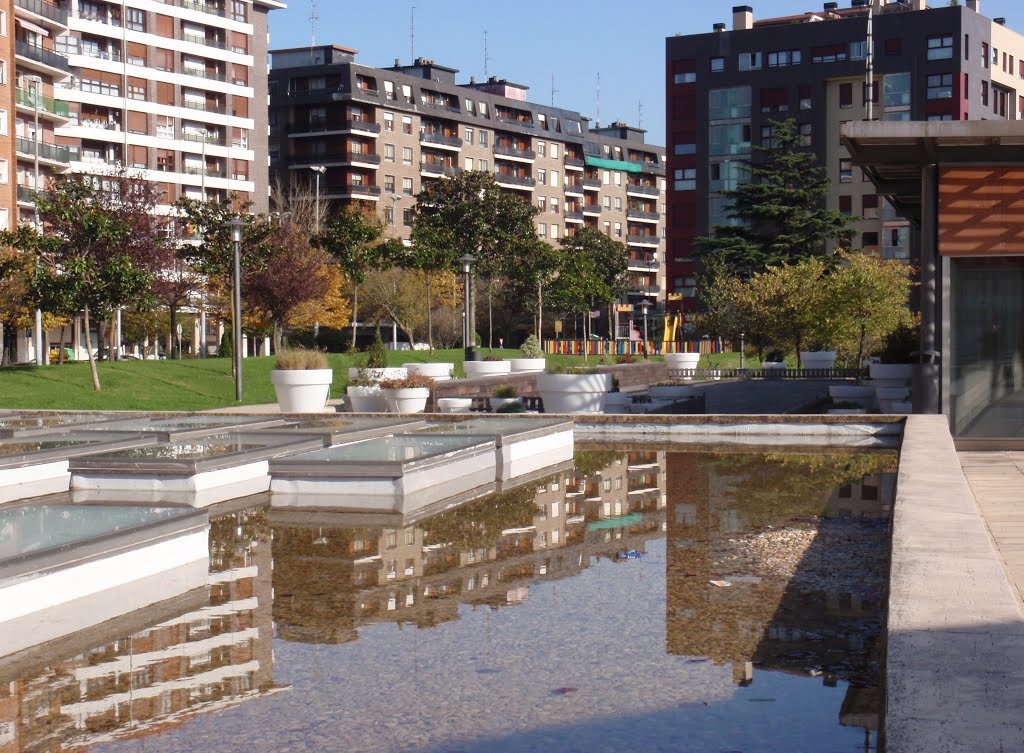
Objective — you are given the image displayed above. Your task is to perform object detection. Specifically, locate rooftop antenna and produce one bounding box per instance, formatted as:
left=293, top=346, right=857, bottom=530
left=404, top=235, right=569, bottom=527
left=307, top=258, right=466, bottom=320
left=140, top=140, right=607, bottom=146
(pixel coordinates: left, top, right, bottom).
left=596, top=72, right=601, bottom=128
left=551, top=74, right=558, bottom=106
left=410, top=5, right=415, bottom=63
left=309, top=0, right=318, bottom=48
left=638, top=100, right=643, bottom=129
left=865, top=2, right=874, bottom=120
left=483, top=30, right=490, bottom=78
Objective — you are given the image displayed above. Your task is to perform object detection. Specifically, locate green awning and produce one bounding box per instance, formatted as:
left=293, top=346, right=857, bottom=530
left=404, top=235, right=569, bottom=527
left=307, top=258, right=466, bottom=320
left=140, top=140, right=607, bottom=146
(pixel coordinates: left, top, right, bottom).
left=587, top=512, right=644, bottom=531
left=584, top=156, right=643, bottom=173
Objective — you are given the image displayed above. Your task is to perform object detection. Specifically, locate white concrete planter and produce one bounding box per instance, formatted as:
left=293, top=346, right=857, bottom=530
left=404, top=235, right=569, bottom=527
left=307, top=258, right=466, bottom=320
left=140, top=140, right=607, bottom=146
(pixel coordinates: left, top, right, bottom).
left=649, top=384, right=695, bottom=399
left=464, top=360, right=511, bottom=379
left=536, top=372, right=613, bottom=414
left=875, top=385, right=911, bottom=402
left=346, top=384, right=386, bottom=413
left=800, top=350, right=836, bottom=370
left=869, top=363, right=913, bottom=388
left=490, top=397, right=522, bottom=412
left=509, top=357, right=546, bottom=373
left=271, top=368, right=333, bottom=413
left=347, top=366, right=406, bottom=383
left=761, top=361, right=785, bottom=372
left=437, top=397, right=474, bottom=414
left=664, top=352, right=701, bottom=370
left=404, top=362, right=454, bottom=382
left=383, top=387, right=431, bottom=414
left=829, top=384, right=875, bottom=407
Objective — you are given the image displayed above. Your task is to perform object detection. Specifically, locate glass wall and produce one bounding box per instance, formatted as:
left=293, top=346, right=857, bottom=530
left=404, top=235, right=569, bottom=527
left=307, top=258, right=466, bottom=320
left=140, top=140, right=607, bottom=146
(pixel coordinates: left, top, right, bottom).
left=949, top=257, right=1024, bottom=437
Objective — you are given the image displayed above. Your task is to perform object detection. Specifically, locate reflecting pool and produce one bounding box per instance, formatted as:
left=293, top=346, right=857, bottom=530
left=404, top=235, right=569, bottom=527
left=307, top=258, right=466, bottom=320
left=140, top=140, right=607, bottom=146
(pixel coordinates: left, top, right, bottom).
left=0, top=445, right=895, bottom=753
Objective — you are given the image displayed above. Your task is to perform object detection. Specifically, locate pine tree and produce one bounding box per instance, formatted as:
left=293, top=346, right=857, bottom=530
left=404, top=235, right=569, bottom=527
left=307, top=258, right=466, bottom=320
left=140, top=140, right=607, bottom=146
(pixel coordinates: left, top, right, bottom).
left=697, top=118, right=852, bottom=278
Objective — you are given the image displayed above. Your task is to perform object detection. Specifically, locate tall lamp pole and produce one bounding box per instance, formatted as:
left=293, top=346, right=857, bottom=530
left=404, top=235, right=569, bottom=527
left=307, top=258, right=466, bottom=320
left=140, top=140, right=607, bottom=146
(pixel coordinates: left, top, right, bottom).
left=739, top=331, right=746, bottom=370
left=309, top=165, right=326, bottom=232
left=639, top=299, right=651, bottom=360
left=29, top=76, right=45, bottom=366
left=227, top=217, right=244, bottom=402
left=460, top=254, right=476, bottom=363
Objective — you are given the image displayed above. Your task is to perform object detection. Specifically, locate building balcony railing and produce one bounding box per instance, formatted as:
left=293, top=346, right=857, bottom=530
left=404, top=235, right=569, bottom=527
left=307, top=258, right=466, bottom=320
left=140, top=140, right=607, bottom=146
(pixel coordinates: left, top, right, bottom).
left=565, top=210, right=585, bottom=221
left=181, top=34, right=227, bottom=50
left=627, top=209, right=661, bottom=221
left=627, top=234, right=660, bottom=246
left=78, top=47, right=122, bottom=63
left=564, top=182, right=584, bottom=195
left=326, top=184, right=381, bottom=197
left=630, top=160, right=665, bottom=175
left=420, top=132, right=462, bottom=148
left=626, top=183, right=660, bottom=197
left=564, top=157, right=585, bottom=169
left=495, top=115, right=534, bottom=128
left=183, top=166, right=226, bottom=178
left=421, top=163, right=462, bottom=177
left=181, top=131, right=225, bottom=145
left=15, top=87, right=70, bottom=117
left=177, top=0, right=228, bottom=18
left=78, top=118, right=120, bottom=131
left=627, top=258, right=659, bottom=271
left=15, top=0, right=68, bottom=26
left=293, top=151, right=381, bottom=165
left=183, top=68, right=227, bottom=83
left=17, top=185, right=36, bottom=204
left=291, top=118, right=380, bottom=135
left=581, top=177, right=601, bottom=189
left=582, top=204, right=602, bottom=215
left=422, top=100, right=460, bottom=114
left=627, top=284, right=661, bottom=296
left=15, top=40, right=70, bottom=72
left=494, top=145, right=536, bottom=160
left=16, top=137, right=72, bottom=163
left=183, top=100, right=226, bottom=115
left=494, top=173, right=535, bottom=187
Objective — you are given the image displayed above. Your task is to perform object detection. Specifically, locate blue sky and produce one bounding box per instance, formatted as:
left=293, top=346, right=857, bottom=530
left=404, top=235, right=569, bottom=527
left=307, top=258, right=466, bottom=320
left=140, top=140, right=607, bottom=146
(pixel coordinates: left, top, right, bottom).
left=268, top=1, right=1021, bottom=145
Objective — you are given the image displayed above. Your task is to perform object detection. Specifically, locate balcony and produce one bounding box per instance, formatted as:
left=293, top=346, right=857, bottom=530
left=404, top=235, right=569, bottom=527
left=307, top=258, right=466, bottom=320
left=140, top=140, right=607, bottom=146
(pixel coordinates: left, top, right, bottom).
left=17, top=185, right=36, bottom=204
left=627, top=285, right=661, bottom=296
left=16, top=137, right=72, bottom=164
left=564, top=182, right=584, bottom=196
left=627, top=234, right=660, bottom=246
left=290, top=118, right=380, bottom=136
left=183, top=100, right=226, bottom=115
left=422, top=99, right=460, bottom=114
left=420, top=132, right=462, bottom=149
left=177, top=0, right=228, bottom=17
left=421, top=163, right=462, bottom=178
left=626, top=183, right=660, bottom=197
left=183, top=68, right=227, bottom=83
left=627, top=209, right=660, bottom=222
left=630, top=160, right=665, bottom=175
left=15, top=87, right=70, bottom=118
left=565, top=210, right=584, bottom=222
left=181, top=131, right=225, bottom=145
left=627, top=258, right=659, bottom=272
left=15, top=40, right=70, bottom=73
left=326, top=184, right=382, bottom=199
left=181, top=34, right=227, bottom=50
left=564, top=157, right=585, bottom=170
left=494, top=144, right=536, bottom=161
left=581, top=177, right=600, bottom=189
left=582, top=204, right=601, bottom=215
left=15, top=0, right=68, bottom=26
left=494, top=173, right=535, bottom=189
left=290, top=150, right=381, bottom=167
left=183, top=166, right=226, bottom=178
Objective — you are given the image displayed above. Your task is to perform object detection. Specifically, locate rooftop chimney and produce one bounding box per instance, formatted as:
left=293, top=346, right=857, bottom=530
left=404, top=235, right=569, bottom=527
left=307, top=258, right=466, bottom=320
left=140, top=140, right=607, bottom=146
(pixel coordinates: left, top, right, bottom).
left=851, top=0, right=866, bottom=7
left=732, top=5, right=753, bottom=31
left=824, top=2, right=838, bottom=10
left=966, top=0, right=979, bottom=11
left=995, top=17, right=1006, bottom=25
left=713, top=22, right=726, bottom=31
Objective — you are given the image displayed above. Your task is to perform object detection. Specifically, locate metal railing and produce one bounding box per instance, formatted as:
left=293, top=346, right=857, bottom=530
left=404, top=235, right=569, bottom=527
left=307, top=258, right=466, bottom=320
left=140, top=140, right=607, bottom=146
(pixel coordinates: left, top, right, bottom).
left=16, top=137, right=71, bottom=163
left=564, top=157, right=585, bottom=168
left=291, top=118, right=380, bottom=134
left=326, top=184, right=381, bottom=196
left=582, top=204, right=602, bottom=214
left=627, top=209, right=660, bottom=221
left=15, top=87, right=69, bottom=117
left=17, top=185, right=36, bottom=203
left=666, top=367, right=862, bottom=381
left=420, top=163, right=461, bottom=177
left=627, top=234, right=660, bottom=245
left=15, top=40, right=70, bottom=71
left=183, top=100, right=226, bottom=114
left=181, top=34, right=226, bottom=50
left=494, top=173, right=535, bottom=187
left=565, top=210, right=584, bottom=221
left=15, top=0, right=68, bottom=25
left=630, top=160, right=665, bottom=175
left=177, top=0, right=228, bottom=17
left=181, top=131, right=224, bottom=145
left=626, top=183, right=659, bottom=196
left=420, top=132, right=462, bottom=147
left=494, top=144, right=536, bottom=160
left=581, top=177, right=600, bottom=188
left=564, top=183, right=584, bottom=194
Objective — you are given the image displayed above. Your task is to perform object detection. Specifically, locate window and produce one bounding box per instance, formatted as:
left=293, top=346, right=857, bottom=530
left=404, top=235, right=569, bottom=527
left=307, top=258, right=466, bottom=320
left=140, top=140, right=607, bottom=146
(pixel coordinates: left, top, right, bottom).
left=465, top=127, right=474, bottom=144
left=537, top=222, right=547, bottom=239
left=982, top=42, right=989, bottom=68
left=537, top=196, right=546, bottom=212
left=767, top=50, right=801, bottom=68
left=799, top=85, right=812, bottom=110
left=674, top=143, right=696, bottom=155
left=674, top=71, right=696, bottom=84
left=0, top=110, right=8, bottom=136
left=738, top=51, right=761, bottom=70
left=603, top=221, right=611, bottom=235
left=760, top=125, right=778, bottom=149
left=551, top=198, right=559, bottom=214
left=602, top=195, right=611, bottom=209
left=537, top=168, right=546, bottom=185
left=401, top=116, right=412, bottom=135
left=927, top=73, right=953, bottom=100
left=0, top=159, right=6, bottom=184
left=0, top=10, right=6, bottom=36
left=479, top=130, right=488, bottom=147
left=403, top=208, right=413, bottom=226
left=928, top=113, right=954, bottom=121
left=126, top=7, right=144, bottom=31
left=710, top=160, right=746, bottom=191
left=993, top=46, right=999, bottom=65
left=0, top=61, right=5, bottom=86
left=613, top=197, right=621, bottom=211
left=614, top=222, right=622, bottom=237
left=710, top=57, right=725, bottom=72
left=383, top=112, right=394, bottom=131
left=884, top=72, right=911, bottom=107
left=982, top=80, right=989, bottom=106
left=839, top=82, right=853, bottom=109
left=964, top=34, right=969, bottom=61
left=838, top=195, right=852, bottom=216
left=884, top=226, right=909, bottom=259
left=799, top=123, right=812, bottom=146
left=550, top=224, right=559, bottom=239
left=384, top=143, right=395, bottom=162
left=537, top=140, right=546, bottom=157
left=709, top=86, right=751, bottom=120
left=128, top=83, right=145, bottom=100
left=850, top=41, right=866, bottom=61
left=862, top=194, right=879, bottom=219
left=811, top=44, right=847, bottom=64
left=709, top=123, right=751, bottom=156
left=384, top=174, right=395, bottom=193
left=927, top=35, right=953, bottom=60
left=551, top=144, right=559, bottom=159
left=673, top=168, right=696, bottom=190
left=464, top=157, right=474, bottom=171
left=862, top=231, right=879, bottom=248
left=839, top=159, right=852, bottom=183
left=402, top=176, right=413, bottom=195
left=551, top=170, right=559, bottom=187
left=402, top=146, right=413, bottom=165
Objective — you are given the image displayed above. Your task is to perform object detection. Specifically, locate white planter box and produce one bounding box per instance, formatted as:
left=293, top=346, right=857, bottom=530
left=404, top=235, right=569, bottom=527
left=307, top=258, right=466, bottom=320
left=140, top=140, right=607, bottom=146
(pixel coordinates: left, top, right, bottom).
left=490, top=397, right=522, bottom=412
left=536, top=372, right=613, bottom=414
left=664, top=352, right=701, bottom=370
left=649, top=385, right=695, bottom=399
left=761, top=361, right=785, bottom=372
left=271, top=368, right=333, bottom=413
left=347, top=384, right=386, bottom=413
left=800, top=351, right=836, bottom=369
left=383, top=387, right=431, bottom=413
left=404, top=362, right=454, bottom=381
left=509, top=357, right=546, bottom=373
left=869, top=363, right=913, bottom=388
left=347, top=366, right=406, bottom=383
left=437, top=397, right=474, bottom=413
left=464, top=360, right=512, bottom=379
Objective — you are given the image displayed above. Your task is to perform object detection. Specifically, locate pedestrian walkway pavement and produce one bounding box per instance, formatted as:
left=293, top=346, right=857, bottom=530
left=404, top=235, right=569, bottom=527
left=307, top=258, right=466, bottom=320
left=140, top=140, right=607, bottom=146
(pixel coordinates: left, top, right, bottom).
left=959, top=450, right=1024, bottom=610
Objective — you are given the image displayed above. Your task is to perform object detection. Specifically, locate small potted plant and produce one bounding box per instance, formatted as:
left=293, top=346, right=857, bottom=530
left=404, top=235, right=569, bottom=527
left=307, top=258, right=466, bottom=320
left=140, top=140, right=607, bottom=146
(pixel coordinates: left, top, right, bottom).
left=271, top=348, right=333, bottom=413
left=509, top=334, right=546, bottom=373
left=869, top=324, right=916, bottom=388
left=490, top=384, right=522, bottom=412
left=761, top=349, right=786, bottom=374
left=379, top=372, right=436, bottom=413
left=346, top=334, right=406, bottom=383
left=464, top=354, right=512, bottom=379
left=495, top=401, right=527, bottom=413
left=346, top=368, right=386, bottom=413
left=404, top=361, right=456, bottom=382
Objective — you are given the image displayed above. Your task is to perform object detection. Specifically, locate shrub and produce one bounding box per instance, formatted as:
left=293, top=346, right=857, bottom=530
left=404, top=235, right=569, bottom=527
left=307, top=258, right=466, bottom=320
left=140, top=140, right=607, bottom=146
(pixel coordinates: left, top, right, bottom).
left=764, top=349, right=786, bottom=362
left=379, top=373, right=435, bottom=390
left=520, top=334, right=544, bottom=359
left=482, top=355, right=504, bottom=362
left=877, top=324, right=918, bottom=364
left=276, top=348, right=329, bottom=370
left=615, top=354, right=636, bottom=364
left=219, top=332, right=232, bottom=360
left=364, top=332, right=388, bottom=369
left=495, top=402, right=527, bottom=413
left=348, top=369, right=379, bottom=388
left=493, top=384, right=519, bottom=398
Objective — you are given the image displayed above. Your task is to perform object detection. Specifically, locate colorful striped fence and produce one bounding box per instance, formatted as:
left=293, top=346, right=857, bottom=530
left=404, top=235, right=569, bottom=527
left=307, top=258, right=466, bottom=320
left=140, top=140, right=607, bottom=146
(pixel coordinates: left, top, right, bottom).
left=543, top=339, right=730, bottom=356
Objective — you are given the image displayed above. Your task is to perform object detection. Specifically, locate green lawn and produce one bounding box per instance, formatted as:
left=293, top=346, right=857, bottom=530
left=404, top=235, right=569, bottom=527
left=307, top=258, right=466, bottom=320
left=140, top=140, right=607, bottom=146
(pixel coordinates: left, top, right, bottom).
left=0, top=348, right=738, bottom=411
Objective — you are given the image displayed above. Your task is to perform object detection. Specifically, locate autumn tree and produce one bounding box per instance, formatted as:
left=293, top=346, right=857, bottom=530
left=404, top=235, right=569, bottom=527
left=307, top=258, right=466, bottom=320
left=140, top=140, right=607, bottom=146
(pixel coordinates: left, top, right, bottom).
left=360, top=268, right=426, bottom=346
left=697, top=118, right=852, bottom=277
left=1, top=175, right=152, bottom=390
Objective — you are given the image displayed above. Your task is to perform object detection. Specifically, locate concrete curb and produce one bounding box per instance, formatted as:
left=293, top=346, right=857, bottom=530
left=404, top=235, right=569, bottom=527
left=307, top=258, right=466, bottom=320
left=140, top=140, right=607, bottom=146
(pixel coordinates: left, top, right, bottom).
left=885, top=415, right=1024, bottom=752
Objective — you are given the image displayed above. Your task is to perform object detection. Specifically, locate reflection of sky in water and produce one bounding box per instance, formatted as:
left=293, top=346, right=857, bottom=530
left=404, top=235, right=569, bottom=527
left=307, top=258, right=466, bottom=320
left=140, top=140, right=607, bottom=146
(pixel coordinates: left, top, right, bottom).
left=0, top=439, right=92, bottom=456
left=0, top=504, right=193, bottom=561
left=92, top=439, right=262, bottom=460
left=421, top=417, right=566, bottom=436
left=0, top=415, right=96, bottom=430
left=102, top=415, right=272, bottom=432
left=290, top=434, right=490, bottom=463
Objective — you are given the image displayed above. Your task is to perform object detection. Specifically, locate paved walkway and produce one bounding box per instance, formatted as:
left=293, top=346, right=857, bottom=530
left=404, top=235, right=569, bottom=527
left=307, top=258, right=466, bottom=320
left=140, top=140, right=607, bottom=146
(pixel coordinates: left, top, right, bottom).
left=959, top=450, right=1024, bottom=610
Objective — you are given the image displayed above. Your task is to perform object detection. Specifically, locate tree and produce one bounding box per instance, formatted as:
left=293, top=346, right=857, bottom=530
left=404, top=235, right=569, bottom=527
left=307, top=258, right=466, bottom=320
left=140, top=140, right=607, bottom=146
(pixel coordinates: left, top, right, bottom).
left=1, top=175, right=151, bottom=390
left=548, top=228, right=628, bottom=360
left=697, top=118, right=852, bottom=277
left=411, top=171, right=539, bottom=351
left=360, top=268, right=427, bottom=346
left=289, top=262, right=352, bottom=333
left=826, top=251, right=918, bottom=372
left=312, top=207, right=390, bottom=350
left=503, top=238, right=560, bottom=340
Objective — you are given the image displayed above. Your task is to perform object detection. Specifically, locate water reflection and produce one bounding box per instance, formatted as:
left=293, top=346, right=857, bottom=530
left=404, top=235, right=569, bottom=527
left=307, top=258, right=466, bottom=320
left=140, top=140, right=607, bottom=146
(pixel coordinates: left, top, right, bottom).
left=0, top=445, right=895, bottom=752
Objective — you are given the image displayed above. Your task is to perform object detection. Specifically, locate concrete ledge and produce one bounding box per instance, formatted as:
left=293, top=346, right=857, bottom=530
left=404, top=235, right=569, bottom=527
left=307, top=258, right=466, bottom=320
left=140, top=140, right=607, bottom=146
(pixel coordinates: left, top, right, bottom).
left=885, top=415, right=1024, bottom=752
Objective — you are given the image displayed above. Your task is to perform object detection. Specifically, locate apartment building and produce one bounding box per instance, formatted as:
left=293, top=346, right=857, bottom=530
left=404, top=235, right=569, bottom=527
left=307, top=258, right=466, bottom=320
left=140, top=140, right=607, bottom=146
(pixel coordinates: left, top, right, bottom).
left=665, top=0, right=1018, bottom=312
left=268, top=46, right=667, bottom=310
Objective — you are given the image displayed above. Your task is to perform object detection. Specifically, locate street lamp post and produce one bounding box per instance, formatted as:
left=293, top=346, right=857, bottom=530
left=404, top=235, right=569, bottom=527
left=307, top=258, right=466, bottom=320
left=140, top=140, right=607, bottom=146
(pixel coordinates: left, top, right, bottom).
left=460, top=254, right=477, bottom=363
left=29, top=76, right=45, bottom=366
left=639, top=299, right=652, bottom=360
left=227, top=217, right=244, bottom=402
left=309, top=165, right=326, bottom=233
left=739, top=332, right=746, bottom=370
